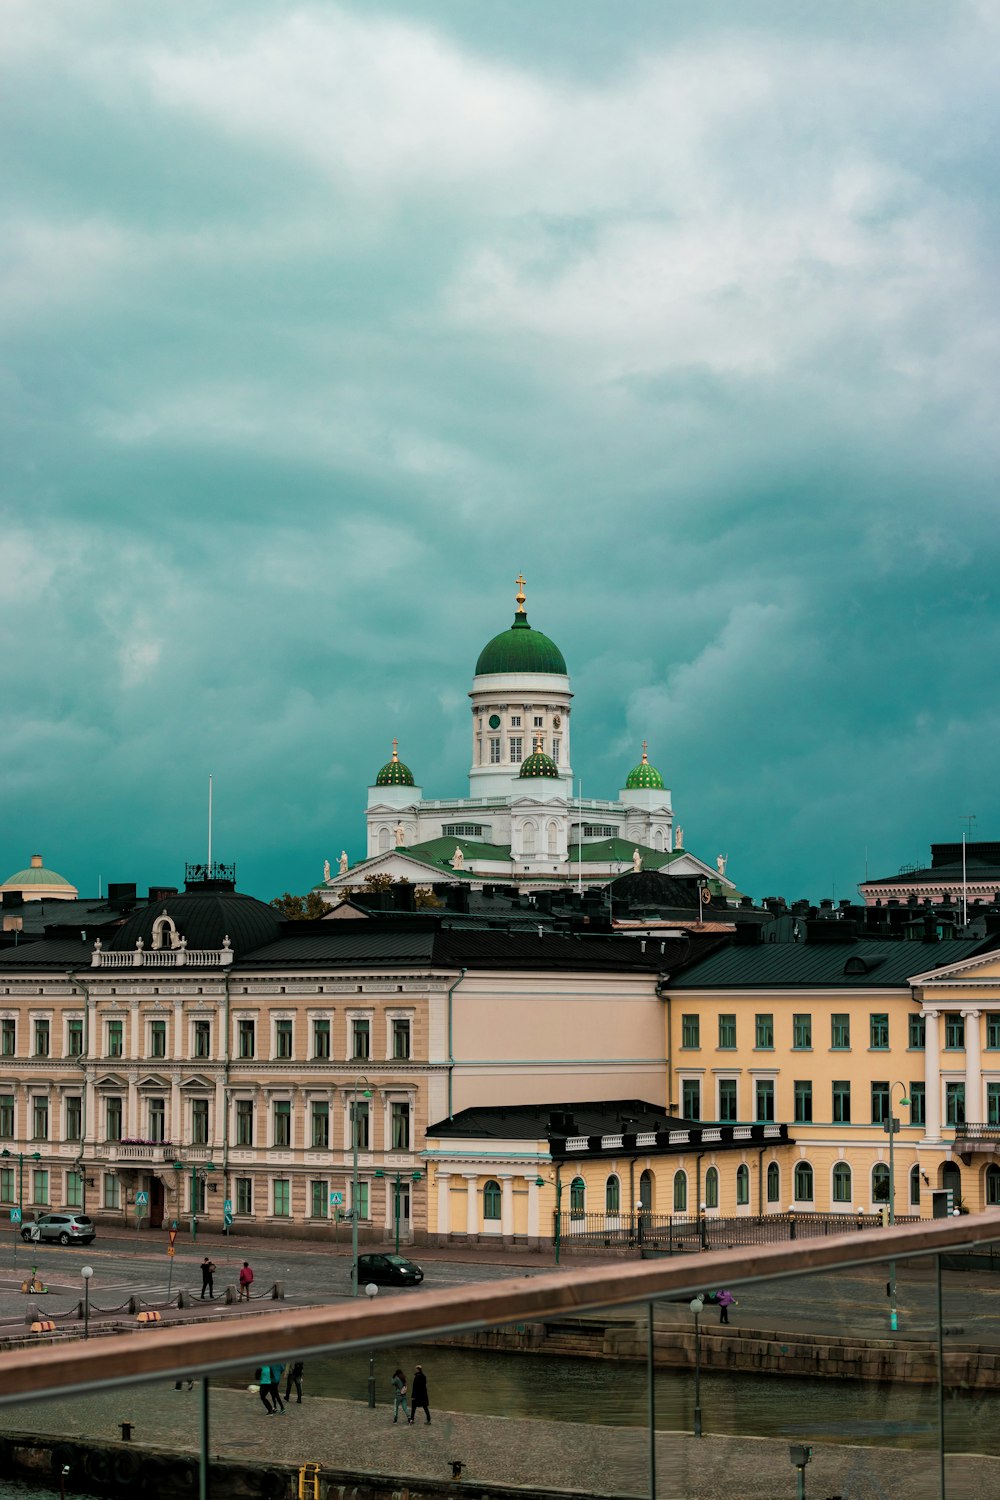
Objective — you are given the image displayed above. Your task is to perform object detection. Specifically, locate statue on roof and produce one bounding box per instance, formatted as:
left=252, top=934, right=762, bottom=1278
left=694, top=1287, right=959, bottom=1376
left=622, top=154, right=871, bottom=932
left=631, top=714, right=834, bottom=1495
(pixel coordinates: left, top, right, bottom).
left=339, top=850, right=349, bottom=875
left=395, top=821, right=405, bottom=846
left=632, top=848, right=643, bottom=873
left=716, top=854, right=728, bottom=877
left=451, top=846, right=465, bottom=870
left=674, top=826, right=684, bottom=850
left=323, top=859, right=331, bottom=883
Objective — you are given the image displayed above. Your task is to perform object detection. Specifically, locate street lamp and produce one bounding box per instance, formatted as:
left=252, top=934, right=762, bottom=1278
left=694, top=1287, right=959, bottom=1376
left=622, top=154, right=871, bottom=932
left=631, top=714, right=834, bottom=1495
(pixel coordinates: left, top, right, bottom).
left=351, top=1077, right=372, bottom=1296
left=374, top=1168, right=424, bottom=1254
left=1, top=1149, right=42, bottom=1221
left=171, top=1159, right=216, bottom=1242
left=81, top=1265, right=93, bottom=1341
left=885, top=1082, right=910, bottom=1333
left=689, top=1295, right=704, bottom=1437
left=365, top=1282, right=378, bottom=1406
left=534, top=1174, right=564, bottom=1264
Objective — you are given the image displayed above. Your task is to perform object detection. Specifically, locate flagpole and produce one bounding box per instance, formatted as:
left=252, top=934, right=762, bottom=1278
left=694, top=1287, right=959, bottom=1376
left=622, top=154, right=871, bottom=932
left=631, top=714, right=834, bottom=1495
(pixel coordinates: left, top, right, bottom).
left=208, top=774, right=213, bottom=870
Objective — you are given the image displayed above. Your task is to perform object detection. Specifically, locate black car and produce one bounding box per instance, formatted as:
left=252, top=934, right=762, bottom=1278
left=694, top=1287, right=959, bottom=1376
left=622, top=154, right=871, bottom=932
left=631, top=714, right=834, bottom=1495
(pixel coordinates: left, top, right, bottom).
left=356, top=1253, right=424, bottom=1287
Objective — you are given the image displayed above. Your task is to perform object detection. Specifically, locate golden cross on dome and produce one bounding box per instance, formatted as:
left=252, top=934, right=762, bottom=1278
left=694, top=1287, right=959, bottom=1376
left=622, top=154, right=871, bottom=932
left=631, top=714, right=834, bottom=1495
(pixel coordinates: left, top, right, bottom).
left=515, top=574, right=527, bottom=613
left=391, top=738, right=399, bottom=762
left=534, top=733, right=542, bottom=753
left=641, top=741, right=649, bottom=763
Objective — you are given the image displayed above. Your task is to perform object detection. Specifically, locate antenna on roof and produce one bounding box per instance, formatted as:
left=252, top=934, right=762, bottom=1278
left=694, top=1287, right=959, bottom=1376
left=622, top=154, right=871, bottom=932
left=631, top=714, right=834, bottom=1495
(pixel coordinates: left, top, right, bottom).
left=961, top=813, right=976, bottom=927
left=208, top=774, right=213, bottom=869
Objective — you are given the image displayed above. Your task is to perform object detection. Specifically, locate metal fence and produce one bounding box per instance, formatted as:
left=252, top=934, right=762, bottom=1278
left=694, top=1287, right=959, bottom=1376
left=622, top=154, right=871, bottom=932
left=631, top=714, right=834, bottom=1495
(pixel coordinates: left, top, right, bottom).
left=554, top=1209, right=921, bottom=1253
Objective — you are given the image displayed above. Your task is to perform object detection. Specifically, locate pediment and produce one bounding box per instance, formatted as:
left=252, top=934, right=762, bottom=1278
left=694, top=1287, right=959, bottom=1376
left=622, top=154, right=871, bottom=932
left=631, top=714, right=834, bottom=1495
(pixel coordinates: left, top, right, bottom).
left=95, top=1072, right=128, bottom=1091
left=910, top=950, right=1000, bottom=986
left=136, top=1072, right=171, bottom=1091
left=179, top=1073, right=214, bottom=1091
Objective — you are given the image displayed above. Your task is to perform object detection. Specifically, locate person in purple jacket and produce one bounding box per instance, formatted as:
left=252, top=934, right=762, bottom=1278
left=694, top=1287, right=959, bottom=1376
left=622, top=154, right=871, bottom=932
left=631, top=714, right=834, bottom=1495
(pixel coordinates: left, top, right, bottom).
left=717, top=1288, right=736, bottom=1324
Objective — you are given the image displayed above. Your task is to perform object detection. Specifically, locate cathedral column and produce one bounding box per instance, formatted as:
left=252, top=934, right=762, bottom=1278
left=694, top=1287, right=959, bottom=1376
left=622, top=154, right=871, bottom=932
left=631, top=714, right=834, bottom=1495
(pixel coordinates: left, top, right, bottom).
left=464, top=1173, right=479, bottom=1236
left=924, top=1010, right=941, bottom=1142
left=500, top=1174, right=515, bottom=1237
left=435, top=1172, right=451, bottom=1238
left=963, top=1009, right=982, bottom=1125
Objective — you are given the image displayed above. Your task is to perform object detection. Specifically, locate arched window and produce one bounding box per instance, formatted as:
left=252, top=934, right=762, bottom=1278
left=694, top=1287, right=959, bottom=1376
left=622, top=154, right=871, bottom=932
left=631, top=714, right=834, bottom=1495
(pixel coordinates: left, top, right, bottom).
left=483, top=1180, right=501, bottom=1220
left=605, top=1175, right=620, bottom=1214
left=909, top=1164, right=922, bottom=1207
left=736, top=1164, right=749, bottom=1206
left=570, top=1176, right=586, bottom=1217
left=547, top=821, right=559, bottom=856
left=871, top=1163, right=890, bottom=1204
left=767, top=1162, right=780, bottom=1204
left=652, top=829, right=663, bottom=851
left=377, top=826, right=391, bottom=853
left=833, top=1162, right=853, bottom=1203
left=794, top=1162, right=814, bottom=1203
left=151, top=915, right=178, bottom=951
left=987, top=1164, right=1000, bottom=1207
left=639, top=1169, right=653, bottom=1211
left=673, top=1170, right=687, bottom=1213
left=522, top=822, right=537, bottom=855
left=705, top=1166, right=719, bottom=1209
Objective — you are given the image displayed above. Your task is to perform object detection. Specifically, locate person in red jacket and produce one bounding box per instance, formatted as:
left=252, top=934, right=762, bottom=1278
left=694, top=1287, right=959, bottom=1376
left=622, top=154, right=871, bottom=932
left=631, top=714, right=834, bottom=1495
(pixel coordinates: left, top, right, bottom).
left=238, top=1261, right=254, bottom=1302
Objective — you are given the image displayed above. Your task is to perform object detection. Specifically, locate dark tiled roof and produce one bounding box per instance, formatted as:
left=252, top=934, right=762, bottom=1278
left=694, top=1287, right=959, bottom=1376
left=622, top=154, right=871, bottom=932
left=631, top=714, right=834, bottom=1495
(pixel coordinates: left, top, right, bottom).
left=111, top=890, right=282, bottom=959
left=668, top=936, right=993, bottom=989
left=427, top=1098, right=677, bottom=1141
left=0, top=939, right=93, bottom=968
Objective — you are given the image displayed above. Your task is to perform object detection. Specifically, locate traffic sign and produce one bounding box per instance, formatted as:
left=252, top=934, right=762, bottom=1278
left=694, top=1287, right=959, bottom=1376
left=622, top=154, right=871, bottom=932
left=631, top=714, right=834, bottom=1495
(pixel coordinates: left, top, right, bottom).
left=136, top=1191, right=149, bottom=1206
left=330, top=1191, right=343, bottom=1206
left=167, top=1246, right=176, bottom=1257
left=223, top=1199, right=233, bottom=1213
left=9, top=1208, right=21, bottom=1225
left=168, top=1228, right=178, bottom=1248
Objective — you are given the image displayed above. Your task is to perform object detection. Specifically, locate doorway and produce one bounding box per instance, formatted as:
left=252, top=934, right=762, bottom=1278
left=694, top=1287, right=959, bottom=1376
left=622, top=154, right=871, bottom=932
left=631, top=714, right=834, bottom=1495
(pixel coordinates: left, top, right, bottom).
left=149, top=1175, right=165, bottom=1229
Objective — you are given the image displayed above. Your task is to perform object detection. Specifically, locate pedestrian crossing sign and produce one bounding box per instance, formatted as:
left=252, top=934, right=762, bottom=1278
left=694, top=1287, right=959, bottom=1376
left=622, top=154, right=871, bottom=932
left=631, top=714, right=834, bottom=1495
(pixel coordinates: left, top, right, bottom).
left=9, top=1208, right=21, bottom=1224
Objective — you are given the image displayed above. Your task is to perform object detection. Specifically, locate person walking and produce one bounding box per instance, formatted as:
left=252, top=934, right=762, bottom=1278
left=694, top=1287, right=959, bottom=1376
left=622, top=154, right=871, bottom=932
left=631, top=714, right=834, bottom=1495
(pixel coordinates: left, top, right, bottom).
left=200, top=1256, right=216, bottom=1300
left=268, top=1362, right=286, bottom=1414
left=392, top=1369, right=409, bottom=1424
left=717, top=1288, right=736, bottom=1324
left=408, top=1365, right=431, bottom=1425
left=285, top=1361, right=304, bottom=1404
left=257, top=1365, right=273, bottom=1414
left=238, top=1262, right=254, bottom=1302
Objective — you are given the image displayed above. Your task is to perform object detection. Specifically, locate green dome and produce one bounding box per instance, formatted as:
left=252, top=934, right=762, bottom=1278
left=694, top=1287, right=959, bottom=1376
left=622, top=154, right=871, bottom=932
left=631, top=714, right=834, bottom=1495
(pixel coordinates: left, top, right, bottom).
left=625, top=744, right=665, bottom=790
left=1, top=855, right=74, bottom=889
left=375, top=739, right=415, bottom=787
left=475, top=581, right=566, bottom=676
left=519, top=747, right=560, bottom=780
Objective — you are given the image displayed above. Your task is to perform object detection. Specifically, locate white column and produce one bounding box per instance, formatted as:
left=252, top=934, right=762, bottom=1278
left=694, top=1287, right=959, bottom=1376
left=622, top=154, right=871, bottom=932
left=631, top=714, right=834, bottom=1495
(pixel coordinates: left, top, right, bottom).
left=964, top=1009, right=982, bottom=1125
left=170, top=1072, right=182, bottom=1146
left=214, top=1076, right=226, bottom=1151
left=435, top=1171, right=451, bottom=1237
left=173, top=1001, right=184, bottom=1062
left=83, top=1072, right=96, bottom=1148
left=129, top=1002, right=141, bottom=1061
left=500, top=1173, right=514, bottom=1237
left=526, top=1175, right=540, bottom=1240
left=464, top=1172, right=479, bottom=1236
left=924, top=1010, right=941, bottom=1142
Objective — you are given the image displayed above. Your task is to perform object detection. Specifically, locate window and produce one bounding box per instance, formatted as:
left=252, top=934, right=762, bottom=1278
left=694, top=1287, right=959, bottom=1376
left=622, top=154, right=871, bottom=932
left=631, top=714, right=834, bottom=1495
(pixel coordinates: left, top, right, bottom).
left=511, top=715, right=521, bottom=728
left=236, top=1099, right=254, bottom=1146
left=989, top=1083, right=1000, bottom=1126
left=870, top=1081, right=889, bottom=1125
left=705, top=1166, right=719, bottom=1209
left=351, top=1018, right=370, bottom=1060
left=32, top=1169, right=48, bottom=1205
left=570, top=1177, right=585, bottom=1217
left=354, top=1181, right=369, bottom=1220
left=605, top=1175, right=620, bottom=1214
left=552, top=737, right=560, bottom=764
left=392, top=1019, right=411, bottom=1060
left=909, top=1165, right=922, bottom=1207
left=148, top=1098, right=165, bottom=1141
left=0, top=1167, right=12, bottom=1202
left=65, top=1096, right=82, bottom=1142
left=273, top=1100, right=291, bottom=1148
left=718, top=1014, right=736, bottom=1049
left=718, top=1079, right=738, bottom=1123
left=0, top=1096, right=13, bottom=1139
left=443, top=824, right=486, bottom=837
left=793, top=1014, right=812, bottom=1049
left=106, top=1097, right=122, bottom=1141
left=107, top=1020, right=123, bottom=1058
left=987, top=1165, right=1000, bottom=1207
left=832, top=1081, right=851, bottom=1123
left=988, top=1015, right=1000, bottom=1050
left=767, top=1162, right=780, bottom=1204
left=489, top=738, right=501, bottom=764
left=273, top=1179, right=291, bottom=1218
left=755, top=1014, right=773, bottom=1049
left=870, top=1014, right=889, bottom=1050
left=484, top=1181, right=502, bottom=1220
left=67, top=1018, right=84, bottom=1056
left=681, top=1015, right=700, bottom=1048
left=533, top=715, right=544, bottom=728
left=946, top=1082, right=965, bottom=1126
left=736, top=1164, right=749, bottom=1206
left=311, top=1101, right=330, bottom=1149
left=32, top=1097, right=48, bottom=1141
left=66, top=1170, right=83, bottom=1208
left=681, top=1079, right=701, bottom=1120
left=909, top=1014, right=926, bottom=1050
left=236, top=1177, right=253, bottom=1215
left=194, top=1020, right=211, bottom=1058
left=945, top=1015, right=965, bottom=1049
left=673, top=1170, right=687, bottom=1212
left=755, top=1079, right=775, bottom=1122
left=310, top=1180, right=328, bottom=1219
left=794, top=1162, right=814, bottom=1202
left=831, top=1014, right=850, bottom=1050
left=351, top=1100, right=370, bottom=1150
left=237, top=1019, right=255, bottom=1059
left=313, top=1019, right=331, bottom=1059
left=509, top=737, right=522, bottom=763
left=832, top=1162, right=852, bottom=1203
left=192, top=1098, right=209, bottom=1145
left=33, top=1019, right=50, bottom=1057
left=872, top=1163, right=890, bottom=1204
left=794, top=1080, right=812, bottom=1123
left=391, top=1101, right=410, bottom=1150
left=1, top=1019, right=14, bottom=1056
left=273, top=1019, right=292, bottom=1060
left=149, top=1019, right=166, bottom=1059
left=103, top=1174, right=120, bottom=1210
left=909, top=1082, right=926, bottom=1126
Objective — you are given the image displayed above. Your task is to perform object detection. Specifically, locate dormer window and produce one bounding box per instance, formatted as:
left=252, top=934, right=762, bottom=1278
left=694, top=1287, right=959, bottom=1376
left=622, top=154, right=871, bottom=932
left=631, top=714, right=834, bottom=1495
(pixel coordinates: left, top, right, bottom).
left=151, top=913, right=181, bottom=951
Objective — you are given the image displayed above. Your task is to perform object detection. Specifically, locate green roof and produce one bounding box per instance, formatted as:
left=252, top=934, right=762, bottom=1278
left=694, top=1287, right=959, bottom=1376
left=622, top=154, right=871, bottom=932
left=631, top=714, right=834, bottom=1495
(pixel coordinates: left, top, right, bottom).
left=1, top=860, right=74, bottom=888
left=519, top=747, right=559, bottom=779
left=475, top=608, right=567, bottom=676
left=668, top=937, right=991, bottom=989
left=625, top=745, right=665, bottom=790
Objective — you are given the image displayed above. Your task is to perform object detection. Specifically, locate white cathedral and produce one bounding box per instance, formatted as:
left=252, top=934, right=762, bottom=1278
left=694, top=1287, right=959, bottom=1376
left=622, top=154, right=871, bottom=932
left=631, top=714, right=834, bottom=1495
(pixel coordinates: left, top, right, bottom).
left=322, top=578, right=732, bottom=896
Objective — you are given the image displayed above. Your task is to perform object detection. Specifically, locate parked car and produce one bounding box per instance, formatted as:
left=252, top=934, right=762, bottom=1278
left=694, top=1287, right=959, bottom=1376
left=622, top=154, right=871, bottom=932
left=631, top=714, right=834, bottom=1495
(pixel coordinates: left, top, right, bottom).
left=21, top=1213, right=96, bottom=1246
left=356, top=1253, right=424, bottom=1286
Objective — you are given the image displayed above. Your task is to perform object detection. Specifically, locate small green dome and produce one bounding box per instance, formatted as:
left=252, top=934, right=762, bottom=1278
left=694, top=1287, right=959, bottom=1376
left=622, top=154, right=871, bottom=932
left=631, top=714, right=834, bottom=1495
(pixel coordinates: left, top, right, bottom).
left=625, top=743, right=665, bottom=790
left=1, top=854, right=74, bottom=889
left=475, top=578, right=566, bottom=676
left=519, top=746, right=560, bottom=780
left=375, top=739, right=415, bottom=787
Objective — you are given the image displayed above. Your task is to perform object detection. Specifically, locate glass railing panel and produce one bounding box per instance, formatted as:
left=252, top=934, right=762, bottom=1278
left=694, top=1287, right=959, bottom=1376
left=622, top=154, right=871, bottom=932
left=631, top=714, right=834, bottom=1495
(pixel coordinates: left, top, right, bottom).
left=940, top=1232, right=1000, bottom=1497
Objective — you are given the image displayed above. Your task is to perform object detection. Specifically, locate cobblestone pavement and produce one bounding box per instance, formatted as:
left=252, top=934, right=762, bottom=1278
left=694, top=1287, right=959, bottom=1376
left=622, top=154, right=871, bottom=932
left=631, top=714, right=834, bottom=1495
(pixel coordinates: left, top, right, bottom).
left=0, top=1384, right=996, bottom=1500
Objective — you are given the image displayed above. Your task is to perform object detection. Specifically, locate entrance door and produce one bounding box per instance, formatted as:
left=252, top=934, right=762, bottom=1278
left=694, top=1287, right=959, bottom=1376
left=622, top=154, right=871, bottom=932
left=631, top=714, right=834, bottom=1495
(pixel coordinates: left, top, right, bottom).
left=149, top=1176, right=165, bottom=1229
left=941, top=1161, right=962, bottom=1214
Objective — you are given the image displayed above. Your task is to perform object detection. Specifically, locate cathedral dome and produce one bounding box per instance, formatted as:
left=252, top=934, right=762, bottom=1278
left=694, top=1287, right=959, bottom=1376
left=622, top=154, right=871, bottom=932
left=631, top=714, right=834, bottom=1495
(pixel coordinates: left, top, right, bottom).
left=519, top=743, right=560, bottom=780
left=0, top=854, right=77, bottom=901
left=475, top=577, right=567, bottom=677
left=625, top=743, right=665, bottom=790
left=375, top=739, right=415, bottom=787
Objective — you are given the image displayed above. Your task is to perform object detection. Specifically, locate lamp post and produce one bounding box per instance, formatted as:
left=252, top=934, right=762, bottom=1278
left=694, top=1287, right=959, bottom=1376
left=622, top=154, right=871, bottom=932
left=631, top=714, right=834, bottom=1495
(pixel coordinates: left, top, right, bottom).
left=171, top=1159, right=216, bottom=1243
left=351, top=1077, right=372, bottom=1296
left=689, top=1294, right=704, bottom=1437
left=534, top=1174, right=564, bottom=1264
left=365, top=1282, right=378, bottom=1406
left=886, top=1083, right=910, bottom=1333
left=1, top=1149, right=42, bottom=1221
left=81, top=1264, right=93, bottom=1341
left=374, top=1168, right=423, bottom=1254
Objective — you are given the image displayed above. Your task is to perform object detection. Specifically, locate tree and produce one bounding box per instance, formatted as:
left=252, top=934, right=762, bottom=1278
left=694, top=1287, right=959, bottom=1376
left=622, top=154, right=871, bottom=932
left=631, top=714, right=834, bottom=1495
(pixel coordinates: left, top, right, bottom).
left=414, top=886, right=443, bottom=908
left=270, top=891, right=329, bottom=920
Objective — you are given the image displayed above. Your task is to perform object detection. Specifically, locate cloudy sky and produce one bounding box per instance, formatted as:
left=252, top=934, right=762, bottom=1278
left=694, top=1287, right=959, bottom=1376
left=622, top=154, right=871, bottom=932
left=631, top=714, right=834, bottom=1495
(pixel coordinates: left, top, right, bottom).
left=2, top=1, right=998, bottom=905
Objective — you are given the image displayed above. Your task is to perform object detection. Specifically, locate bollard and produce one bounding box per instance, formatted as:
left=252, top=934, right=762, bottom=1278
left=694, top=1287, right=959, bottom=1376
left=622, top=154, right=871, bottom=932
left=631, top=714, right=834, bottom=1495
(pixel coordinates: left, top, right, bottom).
left=271, top=1281, right=285, bottom=1300
left=120, top=1422, right=133, bottom=1442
